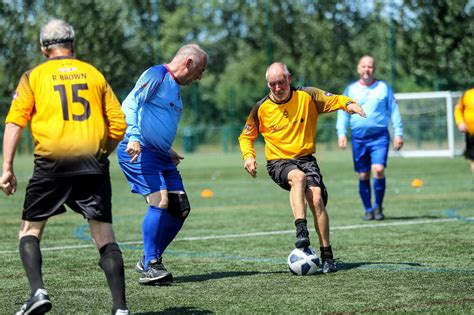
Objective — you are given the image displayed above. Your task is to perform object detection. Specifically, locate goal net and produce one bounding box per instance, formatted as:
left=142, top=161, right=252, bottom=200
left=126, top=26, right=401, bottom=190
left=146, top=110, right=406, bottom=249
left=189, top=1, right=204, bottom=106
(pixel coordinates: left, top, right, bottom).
left=391, top=91, right=463, bottom=158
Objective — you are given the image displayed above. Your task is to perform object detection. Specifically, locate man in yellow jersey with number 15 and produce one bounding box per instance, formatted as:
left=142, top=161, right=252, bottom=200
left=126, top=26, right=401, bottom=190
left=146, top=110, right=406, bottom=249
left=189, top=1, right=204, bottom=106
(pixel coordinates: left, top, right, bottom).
left=239, top=62, right=366, bottom=274
left=0, top=19, right=128, bottom=315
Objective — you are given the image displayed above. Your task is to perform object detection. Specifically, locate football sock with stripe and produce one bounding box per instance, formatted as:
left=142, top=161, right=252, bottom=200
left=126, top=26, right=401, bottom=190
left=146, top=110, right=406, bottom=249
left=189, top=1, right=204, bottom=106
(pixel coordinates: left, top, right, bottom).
left=99, top=243, right=127, bottom=312
left=358, top=179, right=372, bottom=211
left=373, top=177, right=386, bottom=209
left=19, top=235, right=44, bottom=295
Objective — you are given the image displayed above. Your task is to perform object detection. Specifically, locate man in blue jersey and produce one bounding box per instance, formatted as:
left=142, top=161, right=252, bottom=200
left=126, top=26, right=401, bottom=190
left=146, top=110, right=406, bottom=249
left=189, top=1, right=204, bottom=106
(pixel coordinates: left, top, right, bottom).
left=336, top=55, right=403, bottom=221
left=118, top=44, right=208, bottom=285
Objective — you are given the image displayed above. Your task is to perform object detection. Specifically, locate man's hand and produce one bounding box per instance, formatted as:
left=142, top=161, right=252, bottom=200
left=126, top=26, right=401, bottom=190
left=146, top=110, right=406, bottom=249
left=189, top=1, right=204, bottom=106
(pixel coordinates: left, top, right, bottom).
left=337, top=136, right=347, bottom=150
left=347, top=103, right=366, bottom=118
left=457, top=122, right=467, bottom=133
left=125, top=141, right=141, bottom=163
left=170, top=148, right=184, bottom=166
left=243, top=157, right=257, bottom=178
left=0, top=170, right=17, bottom=196
left=393, top=136, right=404, bottom=151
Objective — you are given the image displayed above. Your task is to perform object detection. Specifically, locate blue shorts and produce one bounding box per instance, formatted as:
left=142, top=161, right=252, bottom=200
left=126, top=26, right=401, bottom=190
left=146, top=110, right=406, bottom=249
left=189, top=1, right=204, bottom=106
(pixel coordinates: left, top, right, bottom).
left=351, top=133, right=389, bottom=173
left=117, top=141, right=184, bottom=195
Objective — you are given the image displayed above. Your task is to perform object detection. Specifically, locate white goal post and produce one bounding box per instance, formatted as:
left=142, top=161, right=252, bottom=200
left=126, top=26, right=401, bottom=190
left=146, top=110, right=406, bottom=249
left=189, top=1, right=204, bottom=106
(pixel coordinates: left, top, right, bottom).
left=390, top=91, right=463, bottom=158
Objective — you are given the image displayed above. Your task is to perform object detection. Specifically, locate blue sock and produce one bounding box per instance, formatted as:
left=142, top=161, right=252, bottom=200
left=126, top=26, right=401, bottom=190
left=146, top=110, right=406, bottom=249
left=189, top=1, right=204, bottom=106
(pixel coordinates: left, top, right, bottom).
left=358, top=179, right=372, bottom=212
left=373, top=177, right=386, bottom=209
left=155, top=210, right=184, bottom=258
left=142, top=205, right=166, bottom=269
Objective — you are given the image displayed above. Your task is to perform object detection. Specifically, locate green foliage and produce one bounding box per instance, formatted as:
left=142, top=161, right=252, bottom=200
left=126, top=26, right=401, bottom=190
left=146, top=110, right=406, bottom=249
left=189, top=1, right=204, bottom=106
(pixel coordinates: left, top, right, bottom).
left=400, top=0, right=473, bottom=90
left=0, top=0, right=471, bottom=125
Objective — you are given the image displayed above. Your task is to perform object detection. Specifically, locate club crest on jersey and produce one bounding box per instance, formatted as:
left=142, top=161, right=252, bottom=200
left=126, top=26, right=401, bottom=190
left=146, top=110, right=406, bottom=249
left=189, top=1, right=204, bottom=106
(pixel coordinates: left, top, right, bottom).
left=283, top=109, right=289, bottom=118
left=324, top=91, right=334, bottom=96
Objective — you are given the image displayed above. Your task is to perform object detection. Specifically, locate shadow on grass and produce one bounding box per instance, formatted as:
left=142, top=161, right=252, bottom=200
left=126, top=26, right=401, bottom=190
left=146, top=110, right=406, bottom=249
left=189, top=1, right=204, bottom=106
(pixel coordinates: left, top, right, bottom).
left=337, top=261, right=422, bottom=271
left=174, top=270, right=286, bottom=283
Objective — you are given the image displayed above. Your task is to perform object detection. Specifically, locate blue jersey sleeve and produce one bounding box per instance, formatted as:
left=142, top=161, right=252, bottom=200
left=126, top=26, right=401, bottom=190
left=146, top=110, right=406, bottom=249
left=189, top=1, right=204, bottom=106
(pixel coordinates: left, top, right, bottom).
left=387, top=85, right=403, bottom=137
left=122, top=66, right=167, bottom=143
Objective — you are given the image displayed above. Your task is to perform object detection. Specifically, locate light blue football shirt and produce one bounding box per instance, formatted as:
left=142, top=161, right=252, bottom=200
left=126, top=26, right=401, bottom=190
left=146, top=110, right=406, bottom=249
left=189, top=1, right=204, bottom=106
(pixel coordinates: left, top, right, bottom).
left=122, top=64, right=182, bottom=153
left=336, top=80, right=403, bottom=140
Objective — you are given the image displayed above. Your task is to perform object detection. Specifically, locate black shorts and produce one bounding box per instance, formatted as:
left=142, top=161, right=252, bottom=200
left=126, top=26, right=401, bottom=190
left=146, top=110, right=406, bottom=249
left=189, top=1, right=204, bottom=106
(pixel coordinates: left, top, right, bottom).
left=266, top=155, right=328, bottom=206
left=23, top=173, right=112, bottom=223
left=464, top=133, right=474, bottom=160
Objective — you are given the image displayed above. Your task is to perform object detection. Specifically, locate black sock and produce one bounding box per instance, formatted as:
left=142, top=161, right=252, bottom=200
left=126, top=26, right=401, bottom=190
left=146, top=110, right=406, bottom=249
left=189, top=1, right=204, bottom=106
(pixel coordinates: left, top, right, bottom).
left=320, top=245, right=333, bottom=261
left=294, top=218, right=307, bottom=227
left=99, top=243, right=127, bottom=312
left=19, top=235, right=44, bottom=295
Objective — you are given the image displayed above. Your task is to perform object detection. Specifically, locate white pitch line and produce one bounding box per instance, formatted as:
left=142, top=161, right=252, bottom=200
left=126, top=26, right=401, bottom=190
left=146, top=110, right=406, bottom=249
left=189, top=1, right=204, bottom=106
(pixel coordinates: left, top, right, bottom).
left=0, top=217, right=472, bottom=255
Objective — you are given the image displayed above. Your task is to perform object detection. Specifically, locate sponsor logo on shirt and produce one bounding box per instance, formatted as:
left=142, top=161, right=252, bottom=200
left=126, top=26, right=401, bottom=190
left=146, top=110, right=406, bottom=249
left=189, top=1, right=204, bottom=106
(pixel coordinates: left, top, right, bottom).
left=324, top=91, right=334, bottom=96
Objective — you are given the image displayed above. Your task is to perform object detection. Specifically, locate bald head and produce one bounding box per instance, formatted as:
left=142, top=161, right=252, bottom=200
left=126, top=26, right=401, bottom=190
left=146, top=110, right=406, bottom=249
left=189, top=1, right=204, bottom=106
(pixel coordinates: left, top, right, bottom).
left=265, top=62, right=290, bottom=81
left=266, top=62, right=292, bottom=102
left=357, top=55, right=376, bottom=85
left=169, top=43, right=208, bottom=86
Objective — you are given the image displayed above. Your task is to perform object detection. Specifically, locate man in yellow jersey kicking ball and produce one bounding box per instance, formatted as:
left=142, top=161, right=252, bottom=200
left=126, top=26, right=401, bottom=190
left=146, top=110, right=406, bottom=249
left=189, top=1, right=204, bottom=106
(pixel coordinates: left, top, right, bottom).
left=239, top=62, right=366, bottom=273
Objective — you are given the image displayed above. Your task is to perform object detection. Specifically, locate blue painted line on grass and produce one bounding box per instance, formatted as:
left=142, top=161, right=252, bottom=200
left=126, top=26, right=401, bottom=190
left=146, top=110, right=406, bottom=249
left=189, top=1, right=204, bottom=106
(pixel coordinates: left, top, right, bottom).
left=74, top=224, right=91, bottom=241
left=444, top=208, right=474, bottom=223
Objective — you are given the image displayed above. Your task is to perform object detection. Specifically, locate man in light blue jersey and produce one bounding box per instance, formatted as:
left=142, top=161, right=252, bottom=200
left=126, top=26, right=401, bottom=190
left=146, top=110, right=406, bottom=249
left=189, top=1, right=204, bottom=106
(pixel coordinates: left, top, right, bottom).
left=336, top=55, right=403, bottom=221
left=118, top=44, right=208, bottom=285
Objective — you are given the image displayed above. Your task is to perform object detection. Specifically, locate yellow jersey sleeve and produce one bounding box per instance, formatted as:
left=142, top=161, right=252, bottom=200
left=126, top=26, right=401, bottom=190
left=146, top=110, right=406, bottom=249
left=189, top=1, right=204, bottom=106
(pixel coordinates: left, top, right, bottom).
left=300, top=87, right=354, bottom=113
left=238, top=102, right=261, bottom=160
left=6, top=58, right=126, bottom=158
left=454, top=88, right=474, bottom=135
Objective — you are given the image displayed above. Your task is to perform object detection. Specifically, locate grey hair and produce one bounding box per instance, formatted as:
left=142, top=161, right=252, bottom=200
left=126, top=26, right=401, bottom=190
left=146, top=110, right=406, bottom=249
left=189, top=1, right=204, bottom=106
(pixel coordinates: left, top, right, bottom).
left=265, top=62, right=290, bottom=80
left=40, top=19, right=75, bottom=49
left=175, top=43, right=208, bottom=64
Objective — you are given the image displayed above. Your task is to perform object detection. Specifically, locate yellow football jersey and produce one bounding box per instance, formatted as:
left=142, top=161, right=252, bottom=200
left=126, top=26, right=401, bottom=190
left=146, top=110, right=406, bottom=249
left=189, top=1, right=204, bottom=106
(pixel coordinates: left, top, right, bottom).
left=454, top=88, right=474, bottom=135
left=239, top=87, right=354, bottom=161
left=6, top=57, right=126, bottom=158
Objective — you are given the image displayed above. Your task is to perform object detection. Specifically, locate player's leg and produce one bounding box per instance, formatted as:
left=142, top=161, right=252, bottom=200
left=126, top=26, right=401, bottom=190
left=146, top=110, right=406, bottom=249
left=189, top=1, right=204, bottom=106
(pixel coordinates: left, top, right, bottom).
left=137, top=168, right=189, bottom=284
left=464, top=134, right=474, bottom=190
left=352, top=140, right=373, bottom=219
left=16, top=174, right=70, bottom=315
left=267, top=160, right=308, bottom=248
left=69, top=173, right=128, bottom=314
left=89, top=221, right=127, bottom=313
left=297, top=155, right=336, bottom=273
left=17, top=220, right=52, bottom=315
left=287, top=169, right=310, bottom=248
left=305, top=186, right=336, bottom=273
left=369, top=138, right=389, bottom=220
left=117, top=147, right=172, bottom=284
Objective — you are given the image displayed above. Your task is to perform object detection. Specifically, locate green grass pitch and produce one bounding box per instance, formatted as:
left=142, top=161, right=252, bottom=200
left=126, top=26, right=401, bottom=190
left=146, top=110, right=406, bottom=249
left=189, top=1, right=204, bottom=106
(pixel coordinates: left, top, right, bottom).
left=0, top=150, right=472, bottom=314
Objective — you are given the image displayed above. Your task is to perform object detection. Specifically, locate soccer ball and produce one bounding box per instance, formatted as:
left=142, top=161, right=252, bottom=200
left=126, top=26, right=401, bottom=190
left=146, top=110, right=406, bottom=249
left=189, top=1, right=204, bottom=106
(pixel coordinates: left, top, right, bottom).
left=287, top=246, right=320, bottom=276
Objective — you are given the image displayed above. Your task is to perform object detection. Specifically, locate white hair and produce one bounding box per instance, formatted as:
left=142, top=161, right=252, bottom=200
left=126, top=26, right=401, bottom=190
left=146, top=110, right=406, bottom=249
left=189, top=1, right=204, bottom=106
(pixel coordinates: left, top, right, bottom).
left=40, top=19, right=75, bottom=49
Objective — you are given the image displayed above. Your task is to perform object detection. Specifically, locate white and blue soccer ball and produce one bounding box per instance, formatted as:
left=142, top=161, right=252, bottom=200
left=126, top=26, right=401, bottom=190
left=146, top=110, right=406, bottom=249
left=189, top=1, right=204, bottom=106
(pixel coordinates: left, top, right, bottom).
left=287, top=246, right=320, bottom=275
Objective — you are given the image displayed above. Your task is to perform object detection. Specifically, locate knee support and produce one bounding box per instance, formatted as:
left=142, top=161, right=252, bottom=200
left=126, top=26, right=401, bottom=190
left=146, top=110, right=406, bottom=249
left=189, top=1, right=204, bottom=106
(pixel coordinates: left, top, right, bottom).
left=167, top=193, right=191, bottom=219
